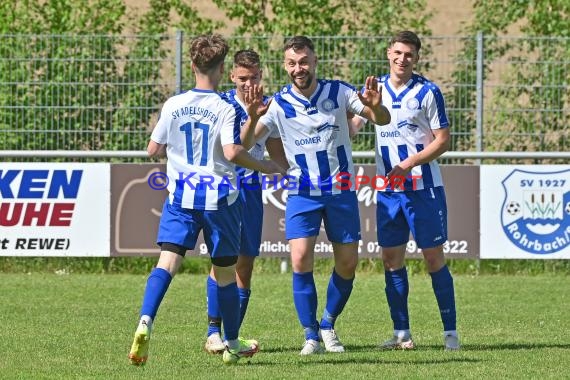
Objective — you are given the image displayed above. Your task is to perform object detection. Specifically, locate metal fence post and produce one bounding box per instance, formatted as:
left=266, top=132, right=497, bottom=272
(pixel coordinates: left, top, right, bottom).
left=475, top=31, right=485, bottom=273
left=476, top=31, right=484, bottom=156
left=175, top=30, right=183, bottom=94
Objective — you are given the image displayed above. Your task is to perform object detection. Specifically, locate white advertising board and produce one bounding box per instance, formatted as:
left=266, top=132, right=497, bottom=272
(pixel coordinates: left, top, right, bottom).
left=480, top=165, right=570, bottom=259
left=0, top=163, right=110, bottom=256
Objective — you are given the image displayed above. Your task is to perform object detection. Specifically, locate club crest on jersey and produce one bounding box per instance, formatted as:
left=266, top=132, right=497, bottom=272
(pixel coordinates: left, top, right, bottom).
left=406, top=98, right=420, bottom=110
left=500, top=168, right=570, bottom=255
left=320, top=98, right=336, bottom=112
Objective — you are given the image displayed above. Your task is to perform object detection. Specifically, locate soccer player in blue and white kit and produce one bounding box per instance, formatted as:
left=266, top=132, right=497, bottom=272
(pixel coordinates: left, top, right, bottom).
left=242, top=36, right=391, bottom=355
left=128, top=34, right=284, bottom=366
left=354, top=31, right=459, bottom=351
left=204, top=49, right=286, bottom=354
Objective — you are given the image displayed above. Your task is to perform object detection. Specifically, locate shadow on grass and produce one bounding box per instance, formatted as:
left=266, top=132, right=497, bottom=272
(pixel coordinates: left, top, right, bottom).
left=460, top=343, right=570, bottom=351
left=384, top=342, right=570, bottom=351
left=260, top=341, right=570, bottom=357
left=262, top=343, right=458, bottom=354
left=239, top=357, right=481, bottom=366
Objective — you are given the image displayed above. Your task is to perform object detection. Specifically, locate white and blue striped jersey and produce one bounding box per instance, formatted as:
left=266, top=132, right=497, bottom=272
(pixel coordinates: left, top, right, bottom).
left=259, top=79, right=365, bottom=196
left=222, top=89, right=278, bottom=184
left=150, top=89, right=241, bottom=210
left=374, top=73, right=449, bottom=191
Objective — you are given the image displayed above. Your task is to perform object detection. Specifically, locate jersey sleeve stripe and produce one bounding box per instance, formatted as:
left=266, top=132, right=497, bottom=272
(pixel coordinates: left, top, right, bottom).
left=232, top=108, right=242, bottom=144
left=433, top=88, right=449, bottom=127
left=275, top=94, right=297, bottom=118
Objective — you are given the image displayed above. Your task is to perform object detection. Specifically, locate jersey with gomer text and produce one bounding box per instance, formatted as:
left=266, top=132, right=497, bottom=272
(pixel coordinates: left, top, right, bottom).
left=260, top=79, right=364, bottom=196
left=375, top=73, right=449, bottom=191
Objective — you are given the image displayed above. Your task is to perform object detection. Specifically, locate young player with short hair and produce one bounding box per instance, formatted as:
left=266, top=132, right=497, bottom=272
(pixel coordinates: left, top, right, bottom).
left=128, top=34, right=284, bottom=366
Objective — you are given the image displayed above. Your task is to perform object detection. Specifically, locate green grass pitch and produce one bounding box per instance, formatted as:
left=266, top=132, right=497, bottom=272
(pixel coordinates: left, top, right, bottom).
left=1, top=273, right=568, bottom=379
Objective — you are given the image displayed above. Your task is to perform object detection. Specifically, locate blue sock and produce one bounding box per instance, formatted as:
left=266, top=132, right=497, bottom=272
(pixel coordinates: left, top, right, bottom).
left=384, top=267, right=410, bottom=330
left=238, top=287, right=251, bottom=328
left=217, top=282, right=240, bottom=341
left=140, top=267, right=172, bottom=320
left=320, top=269, right=354, bottom=330
left=206, top=276, right=221, bottom=336
left=292, top=272, right=319, bottom=341
left=430, top=265, right=457, bottom=331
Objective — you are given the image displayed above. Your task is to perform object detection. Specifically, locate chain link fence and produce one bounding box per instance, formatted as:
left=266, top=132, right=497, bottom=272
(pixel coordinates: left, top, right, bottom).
left=0, top=33, right=568, bottom=162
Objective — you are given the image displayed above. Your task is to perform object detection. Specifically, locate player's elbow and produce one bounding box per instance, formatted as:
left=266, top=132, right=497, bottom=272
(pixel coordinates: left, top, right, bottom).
left=439, top=132, right=451, bottom=152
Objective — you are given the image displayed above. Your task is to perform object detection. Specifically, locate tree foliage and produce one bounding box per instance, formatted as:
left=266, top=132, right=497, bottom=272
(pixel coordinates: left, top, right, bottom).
left=0, top=0, right=218, bottom=156
left=2, top=0, right=565, bottom=158
left=448, top=0, right=569, bottom=156
left=212, top=0, right=431, bottom=152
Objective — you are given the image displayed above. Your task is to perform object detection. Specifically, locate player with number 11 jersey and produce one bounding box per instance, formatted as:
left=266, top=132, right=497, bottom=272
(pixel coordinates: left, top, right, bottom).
left=151, top=89, right=241, bottom=210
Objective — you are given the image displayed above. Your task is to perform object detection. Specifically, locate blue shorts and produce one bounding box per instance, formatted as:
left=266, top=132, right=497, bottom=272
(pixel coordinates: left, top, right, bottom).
left=239, top=186, right=263, bottom=256
left=376, top=187, right=448, bottom=249
left=156, top=198, right=241, bottom=258
left=285, top=191, right=361, bottom=243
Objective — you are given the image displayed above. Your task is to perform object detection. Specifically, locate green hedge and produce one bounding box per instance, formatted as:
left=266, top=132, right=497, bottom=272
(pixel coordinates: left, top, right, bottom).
left=1, top=257, right=569, bottom=276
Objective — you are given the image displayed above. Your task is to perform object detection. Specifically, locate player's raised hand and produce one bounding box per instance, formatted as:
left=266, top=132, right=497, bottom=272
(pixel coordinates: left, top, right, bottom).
left=358, top=76, right=390, bottom=125
left=244, top=84, right=272, bottom=120
left=357, top=76, right=382, bottom=108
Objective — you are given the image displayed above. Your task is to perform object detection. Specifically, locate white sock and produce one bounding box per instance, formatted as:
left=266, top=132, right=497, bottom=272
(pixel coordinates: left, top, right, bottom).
left=226, top=338, right=239, bottom=350
left=394, top=329, right=411, bottom=339
left=444, top=330, right=458, bottom=338
left=140, top=315, right=153, bottom=329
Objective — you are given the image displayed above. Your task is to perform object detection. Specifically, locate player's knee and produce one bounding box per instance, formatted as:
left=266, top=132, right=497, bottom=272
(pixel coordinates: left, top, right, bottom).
left=235, top=265, right=254, bottom=288
left=236, top=261, right=254, bottom=278
left=211, top=255, right=238, bottom=267
left=336, top=256, right=358, bottom=275
left=423, top=253, right=445, bottom=272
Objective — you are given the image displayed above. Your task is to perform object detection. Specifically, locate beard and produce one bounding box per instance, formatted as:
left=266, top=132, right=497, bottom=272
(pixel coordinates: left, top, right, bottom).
left=291, top=73, right=313, bottom=90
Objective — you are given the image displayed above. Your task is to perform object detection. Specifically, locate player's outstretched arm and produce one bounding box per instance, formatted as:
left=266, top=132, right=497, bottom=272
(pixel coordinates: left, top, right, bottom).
left=223, top=143, right=286, bottom=175
left=358, top=76, right=391, bottom=125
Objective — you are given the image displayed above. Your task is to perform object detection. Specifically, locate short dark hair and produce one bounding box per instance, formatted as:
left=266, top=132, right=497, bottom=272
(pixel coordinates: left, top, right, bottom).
left=233, top=49, right=261, bottom=69
left=190, top=34, right=229, bottom=73
left=390, top=31, right=421, bottom=52
left=283, top=36, right=315, bottom=53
